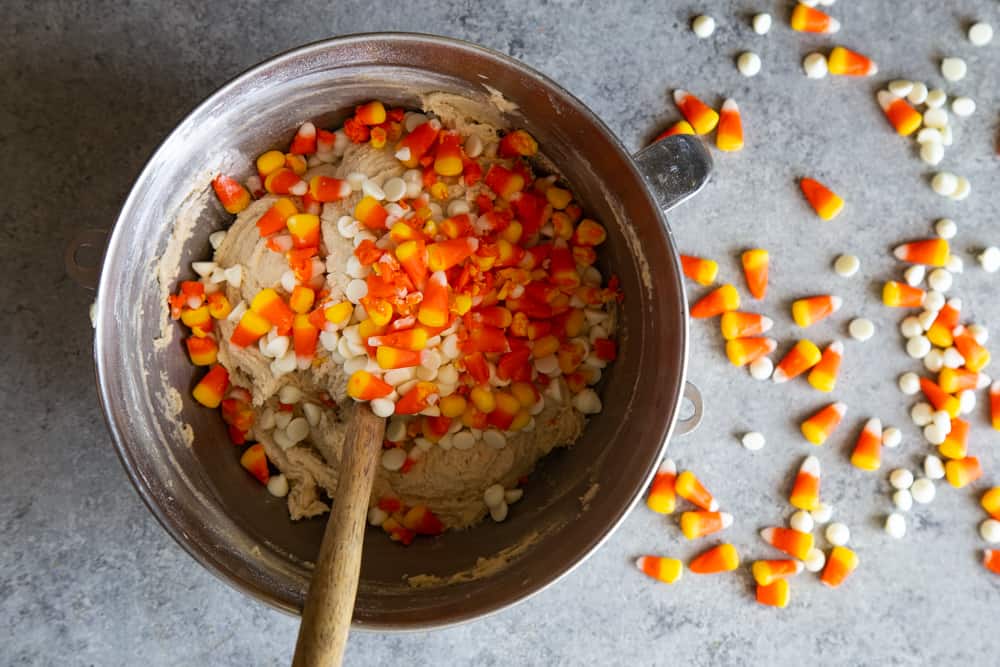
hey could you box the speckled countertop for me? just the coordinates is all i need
[4,1,1000,664]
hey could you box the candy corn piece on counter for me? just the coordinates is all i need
[169,99,623,543]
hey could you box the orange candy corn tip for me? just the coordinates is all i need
[827,46,878,76]
[689,543,740,574]
[882,281,925,307]
[772,339,822,383]
[877,91,923,137]
[680,511,733,539]
[675,470,719,511]
[760,526,814,561]
[726,337,776,367]
[893,238,950,266]
[752,559,803,587]
[635,556,683,583]
[720,311,774,340]
[741,249,769,300]
[646,458,677,514]
[792,295,843,327]
[716,99,744,152]
[800,178,844,221]
[680,254,719,286]
[801,401,847,445]
[690,284,740,318]
[850,417,883,471]
[790,3,840,34]
[790,455,821,511]
[756,579,790,608]
[673,90,720,135]
[807,340,843,392]
[821,546,858,588]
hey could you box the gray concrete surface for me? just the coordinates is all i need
[3,0,1000,664]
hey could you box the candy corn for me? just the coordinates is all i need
[211,174,251,214]
[927,300,961,347]
[821,546,858,587]
[395,382,437,415]
[741,249,769,300]
[992,381,1000,431]
[800,178,844,221]
[654,120,695,142]
[286,213,320,249]
[689,543,740,574]
[690,284,740,318]
[772,339,822,383]
[673,90,720,135]
[945,456,982,488]
[427,237,478,272]
[801,402,847,445]
[264,168,305,196]
[256,150,285,178]
[355,100,386,126]
[498,129,538,158]
[953,326,991,372]
[355,196,389,229]
[760,527,814,560]
[185,336,218,366]
[680,254,718,286]
[877,91,923,136]
[790,455,822,511]
[827,46,878,76]
[792,295,842,328]
[239,443,270,484]
[984,550,1000,575]
[418,271,450,328]
[752,560,803,587]
[646,459,677,514]
[982,488,1000,521]
[256,198,298,236]
[893,238,950,267]
[790,3,840,33]
[395,120,440,166]
[192,364,229,409]
[920,377,960,418]
[680,511,733,539]
[376,346,423,370]
[251,288,294,335]
[675,470,719,511]
[882,281,925,308]
[347,370,393,401]
[850,417,883,471]
[939,418,969,460]
[756,579,790,608]
[726,337,776,366]
[230,310,271,348]
[309,175,351,202]
[716,99,744,152]
[807,341,843,392]
[635,556,683,584]
[720,312,773,340]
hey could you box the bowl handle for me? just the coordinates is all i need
[632,135,713,212]
[65,228,109,290]
[673,381,703,436]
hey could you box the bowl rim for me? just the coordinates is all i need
[94,31,689,630]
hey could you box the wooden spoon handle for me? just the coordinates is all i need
[292,403,385,667]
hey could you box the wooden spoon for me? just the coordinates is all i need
[292,402,385,667]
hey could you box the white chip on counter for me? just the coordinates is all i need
[742,431,766,451]
[949,176,971,201]
[941,57,967,82]
[969,22,994,46]
[952,96,976,117]
[924,422,948,445]
[911,401,934,426]
[834,254,860,277]
[924,455,946,480]
[266,474,289,498]
[749,356,774,380]
[885,513,907,539]
[888,80,913,97]
[979,247,1000,272]
[925,88,947,109]
[790,510,815,534]
[803,52,829,78]
[890,468,915,490]
[752,12,772,34]
[947,255,964,273]
[943,346,966,369]
[911,477,936,503]
[826,522,850,546]
[920,141,945,166]
[908,82,929,105]
[811,502,834,524]
[924,290,945,312]
[692,14,716,38]
[968,323,989,344]
[916,128,941,144]
[923,348,944,372]
[737,51,762,77]
[980,519,1000,544]
[935,218,957,239]
[928,269,953,293]
[381,447,407,471]
[922,108,948,129]
[893,489,913,511]
[804,548,826,573]
[959,389,977,415]
[904,265,926,288]
[882,426,902,448]
[899,372,921,395]
[917,309,939,331]
[901,316,924,338]
[906,335,932,359]
[941,125,954,146]
[849,318,875,341]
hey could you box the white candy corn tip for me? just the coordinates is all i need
[760,316,775,333]
[829,296,843,311]
[760,527,776,542]
[708,499,720,512]
[828,340,844,354]
[720,512,734,528]
[721,98,739,112]
[865,417,883,434]
[635,556,648,570]
[800,455,821,477]
[991,380,1000,394]
[658,458,677,474]
[876,89,897,111]
[771,368,788,383]
[831,401,847,416]
[828,18,841,33]
[792,561,805,574]
[673,89,689,104]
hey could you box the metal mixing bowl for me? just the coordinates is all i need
[89,33,711,629]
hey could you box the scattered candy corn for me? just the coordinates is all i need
[790,455,822,511]
[984,550,1000,575]
[689,543,740,574]
[937,367,980,394]
[635,556,683,584]
[680,511,733,539]
[790,3,840,34]
[720,312,774,340]
[760,527,814,560]
[646,459,677,514]
[850,417,883,471]
[773,339,822,383]
[893,238,950,266]
[674,90,720,135]
[953,326,991,372]
[792,295,842,327]
[882,281,925,308]
[716,99,744,152]
[807,341,843,392]
[801,402,847,445]
[756,579,790,608]
[877,91,923,136]
[983,488,1000,521]
[680,254,719,286]
[690,284,740,318]
[939,418,969,460]
[741,249,769,300]
[752,560,803,587]
[945,456,982,488]
[800,178,844,221]
[827,46,878,76]
[211,174,251,214]
[726,337,777,366]
[927,300,961,347]
[239,443,270,484]
[919,377,960,418]
[655,120,695,142]
[192,364,229,409]
[675,470,719,511]
[821,546,858,587]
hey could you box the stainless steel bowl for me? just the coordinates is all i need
[88,33,710,629]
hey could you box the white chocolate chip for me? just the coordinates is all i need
[969,22,994,46]
[885,513,906,539]
[803,53,829,78]
[849,318,875,341]
[752,13,772,34]
[826,522,850,546]
[741,431,766,451]
[941,57,967,82]
[692,15,716,38]
[834,254,860,277]
[737,51,762,77]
